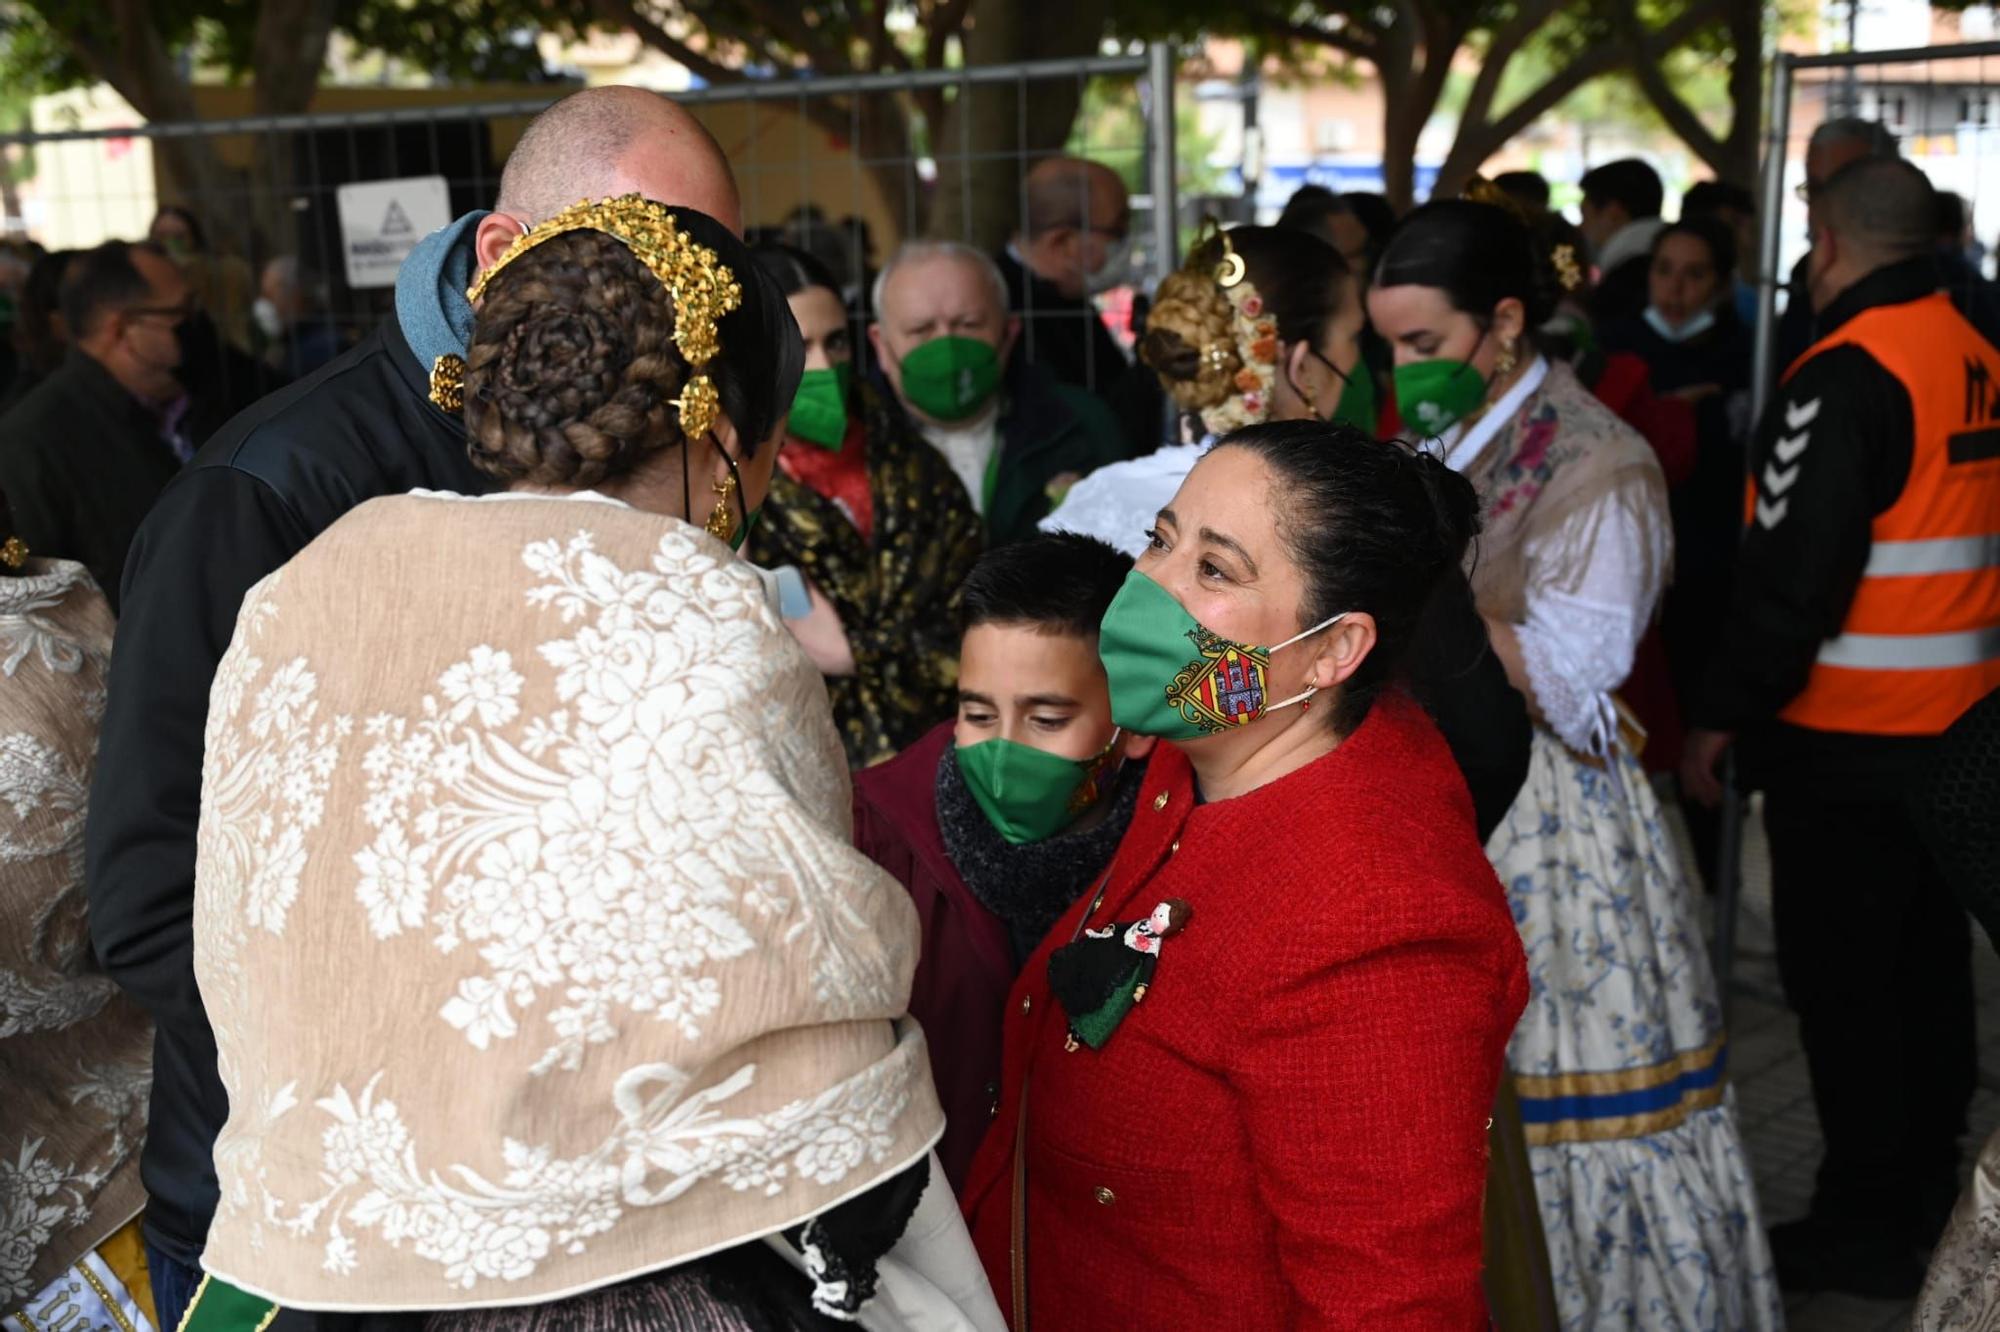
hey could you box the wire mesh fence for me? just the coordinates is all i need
[0,49,1177,411]
[1754,40,2000,399]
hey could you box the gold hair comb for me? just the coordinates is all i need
[467,195,743,439]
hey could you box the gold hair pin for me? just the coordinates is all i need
[467,195,743,439]
[1551,243,1585,293]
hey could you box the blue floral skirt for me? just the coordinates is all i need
[1490,731,1783,1331]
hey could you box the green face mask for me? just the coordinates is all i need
[1393,357,1489,438]
[1098,571,1345,742]
[1330,360,1377,432]
[896,335,1001,423]
[788,364,852,450]
[956,735,1112,845]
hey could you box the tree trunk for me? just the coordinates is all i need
[1719,0,1763,191]
[248,0,340,261]
[926,0,1111,250]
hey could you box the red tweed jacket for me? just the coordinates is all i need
[962,693,1529,1329]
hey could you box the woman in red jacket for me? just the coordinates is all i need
[963,419,1530,1328]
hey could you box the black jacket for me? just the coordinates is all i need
[1697,257,1938,797]
[85,317,492,1266]
[1776,250,2000,383]
[996,248,1164,458]
[0,350,183,610]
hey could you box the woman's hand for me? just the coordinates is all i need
[788,578,857,677]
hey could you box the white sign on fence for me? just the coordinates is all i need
[335,175,452,289]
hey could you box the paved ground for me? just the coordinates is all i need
[1718,797,2000,1332]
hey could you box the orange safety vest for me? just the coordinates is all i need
[1764,291,2000,735]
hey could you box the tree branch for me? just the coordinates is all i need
[1466,0,1725,161]
[591,0,750,85]
[1457,0,1559,136]
[250,0,338,116]
[1235,7,1377,62]
[1621,0,1732,171]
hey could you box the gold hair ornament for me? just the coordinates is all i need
[1551,244,1585,293]
[0,536,27,570]
[1178,220,1278,435]
[467,195,743,440]
[429,353,465,412]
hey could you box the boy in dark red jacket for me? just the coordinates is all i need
[853,533,1153,1191]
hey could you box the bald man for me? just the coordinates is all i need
[997,156,1158,454]
[1688,156,2000,1298]
[85,87,743,1326]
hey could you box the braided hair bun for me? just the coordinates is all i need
[465,229,691,489]
[1139,241,1241,414]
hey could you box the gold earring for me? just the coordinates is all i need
[704,473,737,541]
[1493,339,1520,379]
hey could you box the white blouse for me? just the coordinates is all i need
[1441,359,1670,754]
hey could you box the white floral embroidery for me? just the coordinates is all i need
[197,514,932,1301]
[200,643,350,940]
[241,1035,920,1292]
[337,529,878,1075]
[0,1059,150,1307]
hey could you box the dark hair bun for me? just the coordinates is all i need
[1209,420,1482,733]
[465,230,687,489]
[1377,199,1561,328]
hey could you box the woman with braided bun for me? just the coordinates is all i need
[1042,224,1367,559]
[181,198,1000,1332]
[1370,197,1782,1330]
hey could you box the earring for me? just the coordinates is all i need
[1494,339,1520,379]
[704,473,737,541]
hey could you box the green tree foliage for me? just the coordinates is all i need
[1111,0,1748,208]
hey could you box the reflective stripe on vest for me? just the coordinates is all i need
[1778,291,2000,736]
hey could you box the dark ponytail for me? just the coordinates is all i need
[1212,419,1481,732]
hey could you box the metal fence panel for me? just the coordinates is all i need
[0,48,1178,411]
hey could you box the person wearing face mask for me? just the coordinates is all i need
[1686,157,2000,1300]
[962,422,1527,1327]
[253,255,344,382]
[1043,226,1369,557]
[869,240,1122,547]
[1046,222,1532,844]
[742,243,981,768]
[176,197,1002,1332]
[997,156,1163,456]
[1600,217,1753,838]
[148,205,257,358]
[0,240,189,612]
[851,533,1153,1193]
[1371,199,1782,1331]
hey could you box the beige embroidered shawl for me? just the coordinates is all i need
[1460,360,1670,627]
[0,561,150,1315]
[193,493,943,1310]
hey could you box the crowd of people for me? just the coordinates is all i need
[3,80,2000,1332]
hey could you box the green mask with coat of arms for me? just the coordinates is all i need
[1097,570,1347,742]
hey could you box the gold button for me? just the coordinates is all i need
[1020,995,1031,1013]
[1093,1185,1116,1206]
[1170,839,1180,854]
[1152,791,1169,811]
